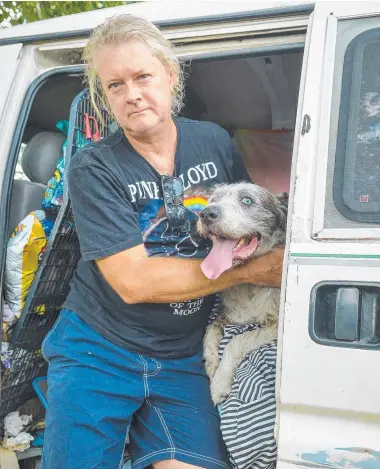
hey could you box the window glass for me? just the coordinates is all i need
[14,143,29,181]
[333,28,380,222]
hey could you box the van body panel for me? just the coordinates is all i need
[30,12,309,68]
[0,47,39,215]
[34,34,306,68]
[0,1,314,43]
[278,2,380,468]
[0,44,22,123]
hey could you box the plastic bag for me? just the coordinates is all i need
[42,120,69,211]
[2,302,18,325]
[1,342,13,369]
[4,211,52,316]
[4,411,32,438]
[2,432,34,452]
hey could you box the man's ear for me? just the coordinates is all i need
[168,69,175,93]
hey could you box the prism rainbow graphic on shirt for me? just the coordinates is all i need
[139,188,210,258]
[183,195,208,214]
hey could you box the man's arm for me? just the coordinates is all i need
[96,244,284,304]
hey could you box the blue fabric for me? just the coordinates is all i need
[42,120,69,211]
[41,308,230,469]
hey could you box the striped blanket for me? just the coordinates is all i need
[218,325,277,469]
[209,297,278,469]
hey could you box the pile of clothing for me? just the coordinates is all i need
[1,397,45,454]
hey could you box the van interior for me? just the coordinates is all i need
[10,51,302,232]
[1,49,303,467]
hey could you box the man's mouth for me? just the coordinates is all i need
[129,109,149,117]
[201,233,262,280]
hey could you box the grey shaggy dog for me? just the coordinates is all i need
[197,183,288,405]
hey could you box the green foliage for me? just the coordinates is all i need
[0,1,130,27]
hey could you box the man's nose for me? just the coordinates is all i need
[200,206,221,223]
[125,83,142,103]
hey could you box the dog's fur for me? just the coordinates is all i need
[197,183,288,404]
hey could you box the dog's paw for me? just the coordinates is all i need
[205,356,220,379]
[210,371,233,405]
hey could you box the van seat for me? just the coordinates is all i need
[8,131,65,238]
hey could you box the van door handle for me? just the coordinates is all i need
[301,114,311,135]
[334,287,360,341]
[309,282,380,349]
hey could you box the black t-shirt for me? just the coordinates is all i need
[64,117,250,358]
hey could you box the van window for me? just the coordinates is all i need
[333,27,380,223]
[15,143,28,180]
[321,16,380,230]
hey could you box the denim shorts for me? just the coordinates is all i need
[41,308,229,469]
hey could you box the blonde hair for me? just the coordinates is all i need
[83,14,185,123]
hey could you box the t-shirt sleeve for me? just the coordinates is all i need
[67,150,143,261]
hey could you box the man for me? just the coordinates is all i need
[42,14,284,469]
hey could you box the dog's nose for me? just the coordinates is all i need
[200,206,221,222]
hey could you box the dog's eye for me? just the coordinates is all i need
[242,197,253,205]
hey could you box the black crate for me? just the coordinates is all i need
[1,90,112,424]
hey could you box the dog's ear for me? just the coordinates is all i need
[204,183,223,201]
[276,192,289,209]
[275,192,288,231]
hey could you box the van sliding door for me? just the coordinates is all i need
[277,2,380,468]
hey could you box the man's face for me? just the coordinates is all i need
[94,40,174,137]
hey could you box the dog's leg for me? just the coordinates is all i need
[203,318,226,379]
[210,323,278,404]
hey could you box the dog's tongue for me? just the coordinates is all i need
[201,238,237,280]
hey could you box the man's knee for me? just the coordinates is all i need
[152,460,206,469]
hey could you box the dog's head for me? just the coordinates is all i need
[197,183,288,279]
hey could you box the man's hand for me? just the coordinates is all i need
[240,248,285,288]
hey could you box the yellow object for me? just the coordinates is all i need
[4,211,47,315]
[0,447,20,469]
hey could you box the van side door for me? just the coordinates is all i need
[277,1,380,468]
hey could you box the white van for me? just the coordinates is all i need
[1,1,380,468]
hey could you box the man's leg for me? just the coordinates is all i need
[129,352,230,469]
[154,460,207,469]
[41,309,144,469]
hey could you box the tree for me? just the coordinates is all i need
[0,1,130,27]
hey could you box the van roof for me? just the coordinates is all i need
[0,0,314,43]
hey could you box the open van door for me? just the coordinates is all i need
[277,1,380,468]
[0,43,22,391]
[0,43,22,123]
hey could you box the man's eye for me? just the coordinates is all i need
[137,74,151,80]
